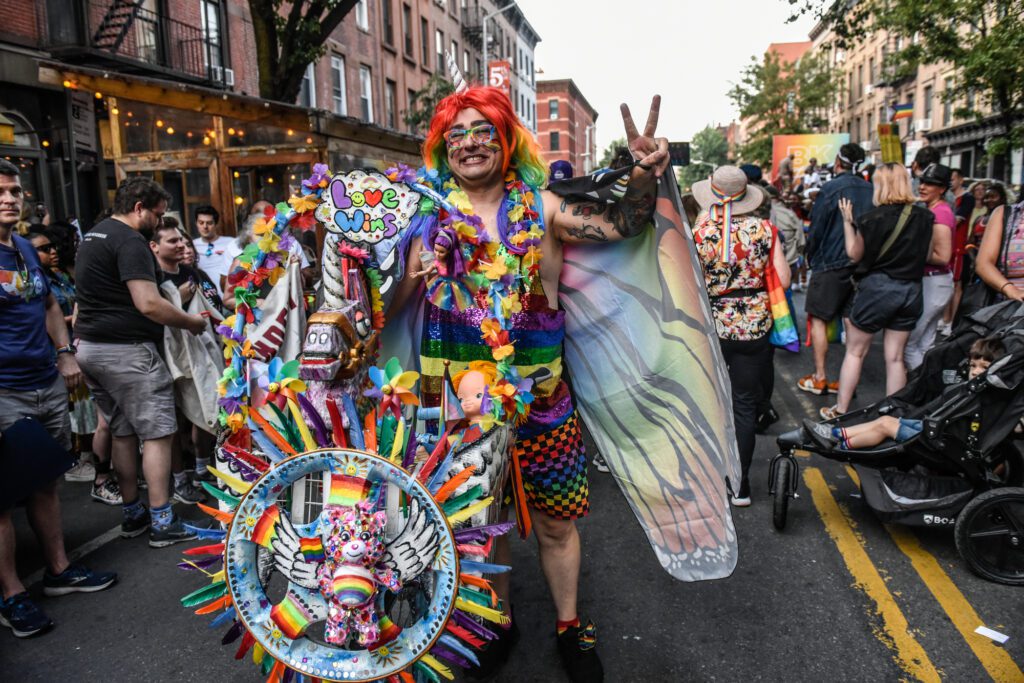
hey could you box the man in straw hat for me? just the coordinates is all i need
[392,84,669,682]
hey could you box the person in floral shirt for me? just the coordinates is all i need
[692,166,790,506]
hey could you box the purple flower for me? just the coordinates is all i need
[303,163,329,189]
[392,164,419,184]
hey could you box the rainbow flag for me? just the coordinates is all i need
[270,591,314,639]
[299,537,325,563]
[890,103,913,121]
[326,473,369,508]
[251,505,280,546]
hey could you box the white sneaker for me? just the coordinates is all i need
[64,460,96,482]
[730,495,752,507]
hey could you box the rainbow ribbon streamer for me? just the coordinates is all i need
[708,184,746,263]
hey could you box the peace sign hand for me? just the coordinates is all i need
[621,95,670,179]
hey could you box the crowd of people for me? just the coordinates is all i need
[687,143,1023,506]
[0,157,326,638]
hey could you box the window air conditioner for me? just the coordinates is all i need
[915,118,932,131]
[224,68,235,87]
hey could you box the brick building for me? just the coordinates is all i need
[536,79,598,176]
[0,0,541,233]
[809,20,1021,183]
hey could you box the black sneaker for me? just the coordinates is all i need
[0,592,53,638]
[465,616,519,680]
[149,516,199,548]
[755,407,780,434]
[43,563,118,597]
[172,479,206,505]
[121,511,151,539]
[556,620,604,683]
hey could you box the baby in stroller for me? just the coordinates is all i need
[803,337,1006,451]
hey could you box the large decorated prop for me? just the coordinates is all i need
[186,165,523,682]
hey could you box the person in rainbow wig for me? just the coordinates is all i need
[389,85,669,682]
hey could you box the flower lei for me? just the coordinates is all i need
[215,164,331,432]
[386,164,538,425]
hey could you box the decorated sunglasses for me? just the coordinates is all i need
[444,124,497,149]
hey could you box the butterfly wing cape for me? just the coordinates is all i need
[552,167,741,581]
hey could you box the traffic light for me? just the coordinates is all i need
[668,141,690,166]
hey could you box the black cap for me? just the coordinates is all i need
[920,163,952,189]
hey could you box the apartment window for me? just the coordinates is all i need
[848,73,854,104]
[966,87,975,111]
[879,106,887,125]
[550,131,560,151]
[402,4,413,56]
[866,112,872,140]
[854,117,861,141]
[463,49,470,74]
[407,88,417,132]
[359,65,373,122]
[356,0,368,31]
[435,29,444,72]
[420,18,430,65]
[200,0,223,70]
[298,63,316,108]
[451,40,458,66]
[868,57,876,84]
[381,0,394,45]
[943,77,953,125]
[923,85,933,121]
[330,55,347,115]
[385,79,397,129]
[549,99,559,120]
[475,58,482,80]
[857,64,864,97]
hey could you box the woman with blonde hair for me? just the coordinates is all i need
[822,162,950,419]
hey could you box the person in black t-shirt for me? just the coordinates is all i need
[824,163,952,419]
[74,177,207,548]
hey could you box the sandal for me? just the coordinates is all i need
[819,405,842,420]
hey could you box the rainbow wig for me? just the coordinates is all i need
[423,86,547,190]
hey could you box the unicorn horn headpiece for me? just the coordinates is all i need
[445,51,468,93]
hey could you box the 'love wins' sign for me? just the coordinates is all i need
[318,170,419,245]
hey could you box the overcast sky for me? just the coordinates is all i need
[516,0,817,152]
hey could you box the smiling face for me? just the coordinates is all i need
[983,189,1004,211]
[446,108,503,188]
[457,370,488,420]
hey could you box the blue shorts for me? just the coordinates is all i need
[895,419,923,442]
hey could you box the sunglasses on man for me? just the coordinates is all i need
[444,124,497,150]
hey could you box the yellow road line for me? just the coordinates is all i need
[845,463,1024,681]
[804,467,941,682]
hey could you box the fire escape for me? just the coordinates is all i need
[47,0,227,87]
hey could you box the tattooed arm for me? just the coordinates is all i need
[547,190,656,244]
[548,95,668,244]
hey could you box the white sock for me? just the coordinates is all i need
[195,457,211,471]
[173,471,189,487]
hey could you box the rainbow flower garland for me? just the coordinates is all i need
[215,164,333,432]
[386,164,536,426]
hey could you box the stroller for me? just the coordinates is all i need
[770,300,1024,585]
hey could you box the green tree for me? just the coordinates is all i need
[786,0,1024,178]
[403,74,456,135]
[249,0,359,103]
[676,126,729,191]
[597,137,628,168]
[728,50,836,167]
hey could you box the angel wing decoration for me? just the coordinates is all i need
[381,497,441,583]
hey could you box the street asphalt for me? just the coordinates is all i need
[3,291,1022,682]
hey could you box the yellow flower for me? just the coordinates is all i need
[507,204,525,223]
[500,295,522,317]
[257,232,280,254]
[480,318,502,341]
[226,412,246,432]
[491,344,515,361]
[448,187,472,213]
[253,217,274,236]
[509,231,528,246]
[482,258,507,280]
[527,225,544,241]
[522,245,543,270]
[288,194,319,213]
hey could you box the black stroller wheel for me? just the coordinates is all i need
[954,487,1024,586]
[773,458,794,531]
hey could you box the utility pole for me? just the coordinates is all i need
[482,2,516,63]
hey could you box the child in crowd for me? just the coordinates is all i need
[805,337,1005,450]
